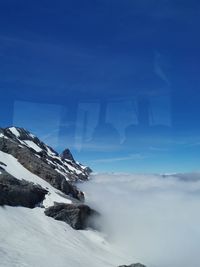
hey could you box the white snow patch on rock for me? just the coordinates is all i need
[23,140,42,152]
[9,127,20,137]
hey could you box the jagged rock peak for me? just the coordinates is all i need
[60,148,75,162]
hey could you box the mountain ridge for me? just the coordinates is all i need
[0,127,93,202]
[0,126,92,182]
[0,126,97,231]
[0,126,146,267]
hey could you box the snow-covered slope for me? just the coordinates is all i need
[0,127,91,182]
[0,146,126,267]
[0,206,127,267]
[0,151,72,207]
[0,127,147,267]
[0,126,93,201]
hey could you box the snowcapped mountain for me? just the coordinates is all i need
[0,127,91,182]
[0,127,145,267]
[0,126,93,210]
[0,127,117,267]
[0,127,93,200]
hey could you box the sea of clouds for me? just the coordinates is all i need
[80,172,200,267]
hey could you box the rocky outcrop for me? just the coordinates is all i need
[118,264,146,267]
[60,148,75,162]
[44,203,99,230]
[60,148,92,177]
[1,127,92,182]
[0,137,84,200]
[0,171,48,208]
[0,127,98,231]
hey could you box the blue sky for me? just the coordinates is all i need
[0,0,200,173]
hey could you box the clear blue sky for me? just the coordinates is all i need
[0,0,200,173]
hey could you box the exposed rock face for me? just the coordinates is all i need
[60,148,75,162]
[0,170,48,208]
[60,148,92,178]
[0,137,82,200]
[0,127,92,201]
[44,203,99,230]
[118,264,146,267]
[1,127,92,182]
[0,127,98,231]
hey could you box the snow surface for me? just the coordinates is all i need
[0,133,8,139]
[9,127,20,137]
[45,146,56,156]
[0,206,125,267]
[29,133,35,139]
[0,151,127,267]
[65,162,81,174]
[23,140,42,152]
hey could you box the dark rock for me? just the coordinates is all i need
[0,162,6,171]
[60,148,75,162]
[0,171,48,208]
[118,264,146,267]
[0,161,7,167]
[44,203,99,230]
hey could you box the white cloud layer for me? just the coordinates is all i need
[80,172,200,267]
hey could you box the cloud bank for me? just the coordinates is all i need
[80,173,200,267]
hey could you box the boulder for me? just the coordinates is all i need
[0,171,48,208]
[44,203,99,230]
